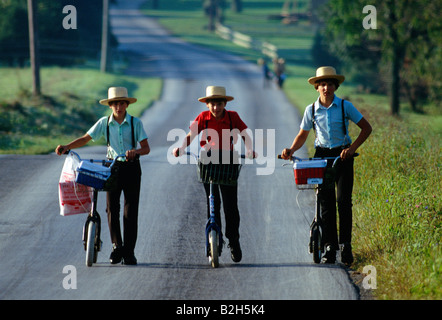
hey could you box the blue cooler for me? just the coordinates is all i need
[75,161,111,190]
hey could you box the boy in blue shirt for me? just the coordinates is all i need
[281,67,372,265]
[56,87,150,265]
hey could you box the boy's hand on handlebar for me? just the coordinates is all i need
[55,145,68,156]
[173,147,184,157]
[125,149,140,161]
[340,147,356,160]
[280,148,292,160]
[246,149,258,159]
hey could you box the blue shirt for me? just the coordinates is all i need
[300,95,363,148]
[87,113,148,160]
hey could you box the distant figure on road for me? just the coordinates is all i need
[258,58,273,88]
[55,87,150,265]
[273,57,286,88]
[280,67,372,265]
[173,86,256,263]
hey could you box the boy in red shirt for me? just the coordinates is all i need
[173,86,256,262]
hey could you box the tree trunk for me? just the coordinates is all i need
[100,0,109,73]
[27,0,40,97]
[390,46,401,115]
[208,0,216,31]
[231,0,242,13]
[386,0,403,116]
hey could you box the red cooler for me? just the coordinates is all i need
[293,159,327,185]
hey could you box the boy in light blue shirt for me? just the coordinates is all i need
[300,95,363,149]
[56,87,150,265]
[87,111,148,160]
[281,67,372,265]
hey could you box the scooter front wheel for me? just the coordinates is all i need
[209,229,219,268]
[311,224,322,264]
[85,221,97,267]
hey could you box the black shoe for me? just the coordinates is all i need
[123,251,137,265]
[340,242,354,266]
[109,244,123,264]
[228,241,242,263]
[321,244,336,264]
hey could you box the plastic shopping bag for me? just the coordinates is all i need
[58,153,93,216]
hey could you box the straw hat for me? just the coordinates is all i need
[198,86,234,103]
[308,66,345,85]
[99,87,137,106]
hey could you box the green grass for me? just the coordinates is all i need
[348,101,441,299]
[0,67,161,154]
[146,0,442,299]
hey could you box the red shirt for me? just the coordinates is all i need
[190,110,248,150]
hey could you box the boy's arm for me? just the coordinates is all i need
[241,131,257,158]
[173,131,197,157]
[281,129,310,159]
[55,134,92,155]
[137,139,150,156]
[341,117,372,160]
[126,138,150,160]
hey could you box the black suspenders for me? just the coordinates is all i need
[312,99,347,137]
[106,115,135,150]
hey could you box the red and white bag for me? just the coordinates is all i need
[58,153,93,216]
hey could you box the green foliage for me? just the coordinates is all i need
[0,0,116,66]
[0,0,28,66]
[320,0,442,113]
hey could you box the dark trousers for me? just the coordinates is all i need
[106,160,141,253]
[203,183,240,243]
[314,147,354,249]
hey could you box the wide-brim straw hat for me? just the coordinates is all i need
[308,66,345,85]
[99,87,137,106]
[198,86,234,103]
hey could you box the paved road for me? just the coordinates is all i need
[0,0,358,301]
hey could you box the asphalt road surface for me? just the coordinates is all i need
[0,0,358,301]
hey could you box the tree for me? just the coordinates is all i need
[231,0,242,13]
[0,0,117,67]
[321,0,442,115]
[100,0,109,73]
[27,0,40,96]
[311,30,341,71]
[0,1,28,66]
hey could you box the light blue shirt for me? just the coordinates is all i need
[87,113,148,160]
[300,95,363,148]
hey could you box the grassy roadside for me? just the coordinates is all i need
[347,97,441,299]
[0,67,161,154]
[146,0,441,299]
